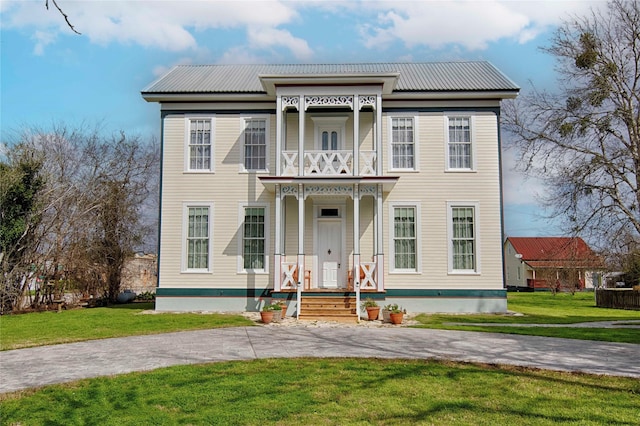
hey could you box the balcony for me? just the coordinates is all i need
[281,150,377,176]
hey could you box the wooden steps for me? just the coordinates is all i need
[298,295,358,323]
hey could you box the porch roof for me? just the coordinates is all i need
[258,175,398,193]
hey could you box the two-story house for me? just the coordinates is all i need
[142,62,519,319]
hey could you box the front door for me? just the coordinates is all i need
[317,220,341,288]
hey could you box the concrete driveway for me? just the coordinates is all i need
[1,326,638,393]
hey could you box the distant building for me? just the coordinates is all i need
[504,237,604,290]
[121,254,157,294]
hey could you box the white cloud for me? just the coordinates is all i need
[501,146,549,207]
[247,27,313,60]
[32,30,57,55]
[2,1,605,58]
[2,0,308,55]
[358,0,598,50]
[217,46,267,65]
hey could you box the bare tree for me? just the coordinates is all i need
[503,0,640,252]
[2,124,159,311]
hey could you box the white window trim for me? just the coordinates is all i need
[444,114,476,172]
[184,116,215,173]
[447,201,481,275]
[181,202,214,273]
[239,115,270,173]
[388,202,422,274]
[237,202,270,274]
[311,116,348,150]
[388,114,419,172]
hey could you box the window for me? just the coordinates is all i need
[322,131,338,150]
[450,205,477,272]
[389,204,420,272]
[447,116,472,170]
[311,116,347,150]
[391,117,415,169]
[184,205,212,271]
[243,206,266,271]
[243,117,267,171]
[517,266,522,281]
[187,118,213,171]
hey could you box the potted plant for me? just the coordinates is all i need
[382,304,395,323]
[276,300,288,318]
[386,303,405,325]
[260,304,275,324]
[362,298,380,321]
[270,303,283,321]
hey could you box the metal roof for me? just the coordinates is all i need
[506,237,603,269]
[142,62,519,94]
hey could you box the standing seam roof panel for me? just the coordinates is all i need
[142,62,519,94]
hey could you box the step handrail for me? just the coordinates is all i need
[355,282,361,321]
[296,281,302,320]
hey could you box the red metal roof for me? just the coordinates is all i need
[506,237,603,269]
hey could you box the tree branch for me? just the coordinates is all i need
[45,0,80,35]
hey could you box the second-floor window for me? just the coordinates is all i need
[188,118,212,171]
[447,116,473,170]
[243,118,267,171]
[391,117,415,170]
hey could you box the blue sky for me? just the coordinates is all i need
[1,0,603,237]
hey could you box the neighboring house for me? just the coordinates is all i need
[504,237,603,290]
[120,253,158,294]
[142,62,519,317]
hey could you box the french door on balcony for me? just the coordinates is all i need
[321,129,339,150]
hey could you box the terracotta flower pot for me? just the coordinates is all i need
[366,306,380,321]
[272,309,282,322]
[278,303,287,317]
[389,312,404,325]
[260,311,274,324]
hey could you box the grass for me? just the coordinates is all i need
[414,292,640,343]
[2,293,638,351]
[0,303,253,351]
[1,358,638,425]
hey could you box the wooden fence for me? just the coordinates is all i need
[595,289,640,310]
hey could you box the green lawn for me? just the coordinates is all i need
[414,292,640,343]
[1,358,638,425]
[0,303,253,351]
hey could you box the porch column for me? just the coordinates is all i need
[375,94,382,175]
[298,95,305,176]
[353,184,360,290]
[276,96,282,176]
[353,95,359,176]
[297,183,305,288]
[376,184,384,291]
[274,184,282,291]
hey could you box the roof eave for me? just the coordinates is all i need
[385,90,519,100]
[259,72,401,95]
[141,88,519,104]
[141,92,270,103]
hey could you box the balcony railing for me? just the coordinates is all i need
[281,150,377,176]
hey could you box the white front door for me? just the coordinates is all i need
[318,220,341,288]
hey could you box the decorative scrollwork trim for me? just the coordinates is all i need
[282,96,300,111]
[305,95,353,110]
